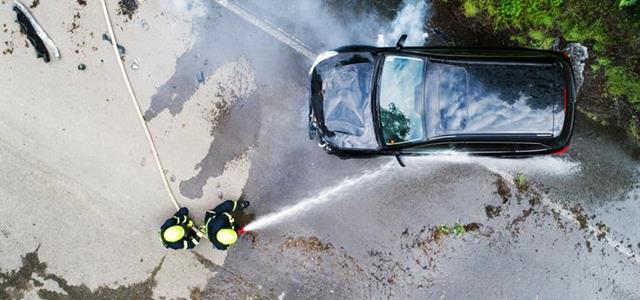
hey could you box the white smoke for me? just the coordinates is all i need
[564,42,589,92]
[376,0,430,47]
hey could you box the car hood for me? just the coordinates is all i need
[311,52,378,149]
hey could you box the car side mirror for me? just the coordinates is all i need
[396,34,408,50]
[394,152,406,167]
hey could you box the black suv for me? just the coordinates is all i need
[308,36,576,160]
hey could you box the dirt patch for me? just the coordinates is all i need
[430,227,448,242]
[70,12,80,33]
[0,246,47,299]
[585,240,593,253]
[190,287,204,300]
[117,0,138,20]
[464,222,481,232]
[551,209,567,231]
[201,58,257,133]
[527,189,542,206]
[570,204,588,230]
[484,205,501,219]
[494,176,512,203]
[595,222,610,240]
[282,236,334,252]
[77,0,86,5]
[29,0,39,8]
[509,208,534,236]
[0,246,163,299]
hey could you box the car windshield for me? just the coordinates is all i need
[378,55,425,145]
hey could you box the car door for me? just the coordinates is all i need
[401,142,464,155]
[457,142,516,154]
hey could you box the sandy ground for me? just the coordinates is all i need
[0,0,249,298]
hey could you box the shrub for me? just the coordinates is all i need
[463,0,480,17]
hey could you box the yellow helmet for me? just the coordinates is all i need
[216,228,238,245]
[163,225,185,243]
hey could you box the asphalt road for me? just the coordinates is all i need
[1,0,639,299]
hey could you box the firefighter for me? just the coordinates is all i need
[159,207,202,250]
[203,199,250,250]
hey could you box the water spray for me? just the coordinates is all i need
[243,160,395,232]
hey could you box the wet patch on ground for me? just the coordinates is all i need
[193,252,278,299]
[117,0,138,20]
[178,58,258,199]
[0,247,164,300]
[143,3,226,121]
[179,95,260,199]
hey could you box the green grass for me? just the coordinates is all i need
[515,173,526,191]
[619,0,638,7]
[462,0,640,113]
[604,67,640,106]
[437,224,451,235]
[463,0,480,17]
[452,221,466,236]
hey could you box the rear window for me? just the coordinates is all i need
[378,55,425,145]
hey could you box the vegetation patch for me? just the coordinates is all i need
[432,221,482,240]
[595,222,610,240]
[515,173,527,193]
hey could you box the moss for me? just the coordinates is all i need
[436,224,451,235]
[577,107,610,126]
[462,0,479,17]
[515,173,526,192]
[619,0,638,7]
[452,221,466,236]
[604,66,640,107]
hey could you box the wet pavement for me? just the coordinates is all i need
[1,0,639,299]
[185,1,640,299]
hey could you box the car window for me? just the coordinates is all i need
[379,55,425,145]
